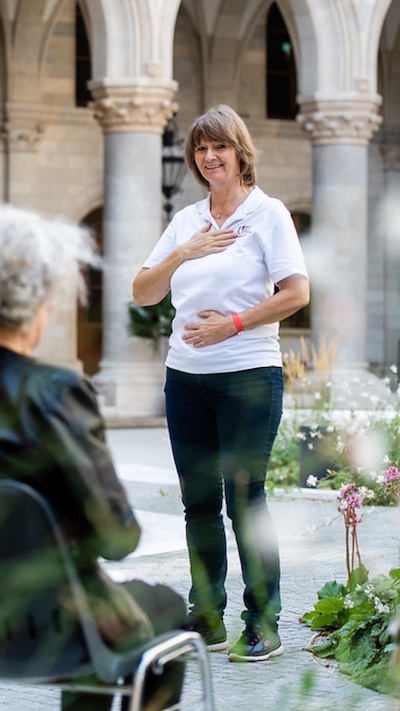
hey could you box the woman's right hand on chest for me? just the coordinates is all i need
[180,222,237,260]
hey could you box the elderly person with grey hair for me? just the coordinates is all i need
[0,205,186,711]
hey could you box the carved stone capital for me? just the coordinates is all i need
[89,80,178,134]
[297,98,382,145]
[2,103,46,152]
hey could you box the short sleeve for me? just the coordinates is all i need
[261,200,309,284]
[143,220,177,269]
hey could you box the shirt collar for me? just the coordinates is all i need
[195,185,264,221]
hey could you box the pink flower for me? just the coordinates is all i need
[378,465,400,501]
[382,466,400,484]
[337,483,364,527]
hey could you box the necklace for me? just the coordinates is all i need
[212,205,225,220]
[211,188,251,221]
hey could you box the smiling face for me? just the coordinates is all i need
[194,139,241,189]
[185,105,257,189]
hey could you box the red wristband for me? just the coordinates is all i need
[232,313,244,334]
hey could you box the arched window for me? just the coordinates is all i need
[75,2,92,107]
[266,3,298,120]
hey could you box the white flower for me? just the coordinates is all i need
[374,597,390,614]
[306,475,318,488]
[343,597,354,609]
[382,454,391,465]
[359,487,375,502]
[390,364,398,374]
[364,584,374,599]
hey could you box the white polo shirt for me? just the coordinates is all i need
[143,186,308,374]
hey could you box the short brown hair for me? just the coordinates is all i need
[185,105,257,189]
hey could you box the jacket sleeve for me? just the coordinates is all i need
[41,372,142,562]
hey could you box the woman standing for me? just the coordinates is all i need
[133,105,309,662]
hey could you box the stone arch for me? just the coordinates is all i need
[177,0,318,109]
[84,0,182,81]
[173,2,203,124]
[38,0,138,80]
[7,0,52,99]
[69,187,103,224]
[367,0,396,94]
[157,0,183,79]
[376,0,400,109]
[264,0,317,98]
[283,0,347,97]
[39,1,92,77]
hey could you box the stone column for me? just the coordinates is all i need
[89,82,177,419]
[298,99,381,371]
[380,137,400,367]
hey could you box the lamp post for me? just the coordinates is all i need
[162,115,186,222]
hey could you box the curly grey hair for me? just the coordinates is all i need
[0,204,101,333]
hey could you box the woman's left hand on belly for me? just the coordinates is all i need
[182,310,237,348]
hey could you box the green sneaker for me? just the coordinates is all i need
[187,615,228,652]
[228,625,283,662]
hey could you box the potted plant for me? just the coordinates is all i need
[127,293,175,343]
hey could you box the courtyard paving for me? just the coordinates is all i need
[0,426,399,710]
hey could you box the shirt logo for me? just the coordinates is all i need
[237,224,252,237]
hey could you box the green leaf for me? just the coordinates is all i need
[314,597,345,615]
[349,564,369,589]
[300,611,315,626]
[310,614,342,631]
[308,597,347,631]
[317,580,346,600]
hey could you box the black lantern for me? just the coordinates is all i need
[162,115,186,221]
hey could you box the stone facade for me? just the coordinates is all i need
[0,0,399,419]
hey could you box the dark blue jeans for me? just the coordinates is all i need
[165,366,283,632]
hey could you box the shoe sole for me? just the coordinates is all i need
[207,640,229,652]
[228,644,283,662]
